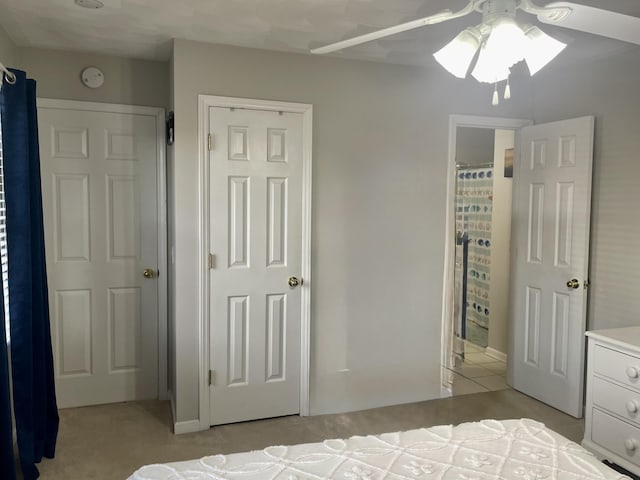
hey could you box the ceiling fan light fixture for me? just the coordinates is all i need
[433,28,481,78]
[523,25,567,75]
[471,17,527,84]
[471,43,511,83]
[486,18,527,66]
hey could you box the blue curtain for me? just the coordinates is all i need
[0,69,59,480]
[0,289,15,480]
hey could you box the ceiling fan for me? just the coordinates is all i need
[311,0,640,104]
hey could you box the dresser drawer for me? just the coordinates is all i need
[593,376,640,426]
[593,345,640,390]
[592,408,640,466]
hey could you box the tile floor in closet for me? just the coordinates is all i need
[445,340,509,395]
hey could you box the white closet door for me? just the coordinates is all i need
[39,105,159,408]
[208,106,304,425]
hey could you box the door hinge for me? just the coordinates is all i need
[208,253,215,269]
[207,133,213,151]
[208,369,215,386]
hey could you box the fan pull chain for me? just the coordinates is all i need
[492,82,499,106]
[504,76,511,100]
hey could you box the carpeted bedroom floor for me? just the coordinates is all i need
[36,389,585,480]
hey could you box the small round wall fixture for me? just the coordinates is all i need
[81,67,104,89]
[75,0,104,8]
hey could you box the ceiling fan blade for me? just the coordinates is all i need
[310,1,476,54]
[537,2,640,46]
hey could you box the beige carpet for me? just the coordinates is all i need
[36,389,584,479]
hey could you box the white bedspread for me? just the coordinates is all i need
[129,418,630,480]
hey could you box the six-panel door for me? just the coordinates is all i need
[511,116,594,417]
[38,106,159,408]
[208,107,303,425]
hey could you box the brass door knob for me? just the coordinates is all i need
[143,268,157,279]
[288,276,302,288]
[566,278,580,289]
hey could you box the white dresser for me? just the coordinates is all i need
[583,327,640,476]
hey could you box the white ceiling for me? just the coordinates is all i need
[0,0,639,66]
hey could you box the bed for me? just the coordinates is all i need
[128,418,630,480]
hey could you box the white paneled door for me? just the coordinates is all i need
[208,106,304,425]
[38,103,160,408]
[511,116,594,418]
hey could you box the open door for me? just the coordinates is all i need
[511,116,594,418]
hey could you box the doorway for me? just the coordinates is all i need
[440,115,531,397]
[446,127,516,394]
[441,115,595,418]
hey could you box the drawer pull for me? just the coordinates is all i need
[627,367,639,379]
[626,400,639,414]
[625,438,638,452]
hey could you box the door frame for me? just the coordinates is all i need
[440,114,531,394]
[36,98,168,401]
[197,95,313,429]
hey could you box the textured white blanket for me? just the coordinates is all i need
[129,418,629,479]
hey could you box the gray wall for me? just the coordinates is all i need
[456,127,494,166]
[530,48,640,332]
[0,24,16,67]
[488,130,514,356]
[170,38,532,423]
[16,47,169,107]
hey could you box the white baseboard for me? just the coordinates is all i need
[485,347,507,363]
[174,419,202,435]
